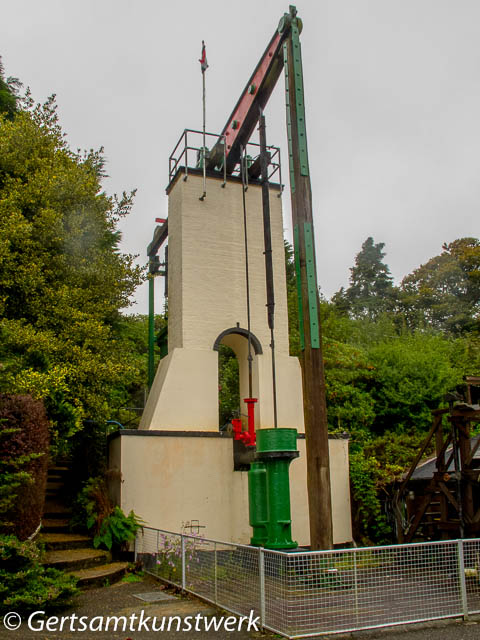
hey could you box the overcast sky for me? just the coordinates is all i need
[2,0,478,313]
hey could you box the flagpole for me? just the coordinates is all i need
[200,40,207,201]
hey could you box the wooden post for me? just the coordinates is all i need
[284,29,333,550]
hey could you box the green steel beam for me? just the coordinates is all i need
[283,42,295,194]
[293,224,305,350]
[290,22,309,177]
[304,222,320,348]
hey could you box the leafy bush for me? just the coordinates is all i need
[0,394,49,539]
[73,477,142,552]
[0,535,78,614]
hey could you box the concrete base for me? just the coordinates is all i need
[108,431,352,547]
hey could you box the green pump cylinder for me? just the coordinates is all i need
[252,428,299,550]
[248,462,268,546]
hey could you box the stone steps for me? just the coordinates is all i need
[43,501,72,518]
[41,465,130,589]
[69,562,129,588]
[38,532,92,551]
[43,547,110,571]
[41,518,70,532]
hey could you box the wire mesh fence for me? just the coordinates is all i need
[136,528,480,639]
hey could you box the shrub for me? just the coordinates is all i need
[0,535,78,614]
[73,477,143,553]
[0,394,49,539]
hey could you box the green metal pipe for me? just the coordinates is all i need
[248,462,269,546]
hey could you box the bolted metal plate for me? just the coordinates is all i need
[132,591,177,603]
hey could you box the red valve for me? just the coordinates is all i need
[232,399,257,447]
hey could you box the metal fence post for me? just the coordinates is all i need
[353,549,359,625]
[181,534,186,591]
[457,539,469,620]
[214,542,218,605]
[259,548,265,629]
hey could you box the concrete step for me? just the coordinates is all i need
[37,533,91,551]
[48,466,69,475]
[46,481,65,492]
[43,501,72,518]
[47,474,64,483]
[41,518,70,532]
[43,548,110,571]
[69,562,129,588]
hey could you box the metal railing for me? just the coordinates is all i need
[168,128,283,190]
[135,527,480,639]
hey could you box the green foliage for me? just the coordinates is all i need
[92,506,142,552]
[349,430,428,544]
[0,394,49,539]
[218,345,240,426]
[400,237,480,334]
[0,58,20,120]
[121,566,144,583]
[0,77,144,452]
[0,535,78,614]
[73,477,143,552]
[285,240,301,356]
[323,337,376,432]
[332,237,397,319]
[367,333,462,433]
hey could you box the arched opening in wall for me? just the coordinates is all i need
[218,344,240,429]
[213,327,263,432]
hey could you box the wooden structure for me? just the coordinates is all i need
[395,377,480,542]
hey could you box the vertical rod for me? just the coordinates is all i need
[353,549,359,625]
[451,415,465,538]
[241,145,253,398]
[222,134,227,187]
[184,130,188,181]
[214,542,218,604]
[259,548,266,629]
[148,273,155,389]
[259,112,278,428]
[181,534,186,590]
[200,70,207,200]
[457,539,469,619]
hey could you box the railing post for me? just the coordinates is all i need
[354,549,359,626]
[214,542,218,604]
[457,539,469,620]
[184,130,188,181]
[181,534,186,591]
[259,548,265,629]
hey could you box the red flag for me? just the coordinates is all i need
[199,40,208,72]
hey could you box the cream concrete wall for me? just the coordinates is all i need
[169,174,289,354]
[139,349,218,430]
[141,172,305,433]
[113,433,352,546]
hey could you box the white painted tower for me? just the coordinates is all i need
[140,171,305,432]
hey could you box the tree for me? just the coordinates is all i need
[0,89,143,451]
[333,237,397,319]
[367,333,463,433]
[0,58,20,120]
[284,240,301,356]
[401,237,480,334]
